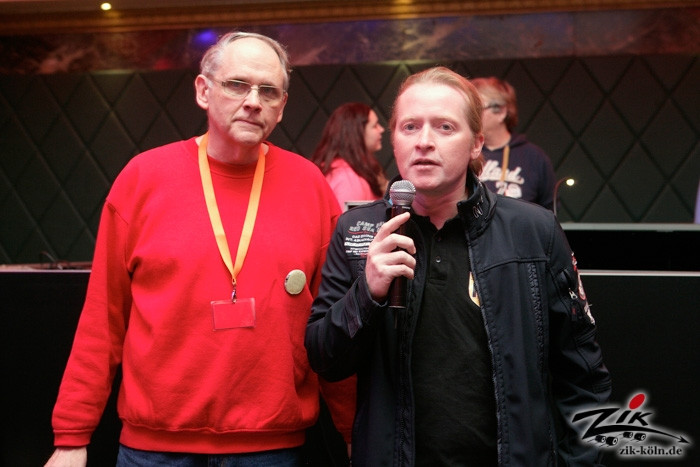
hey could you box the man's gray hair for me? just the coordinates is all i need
[200,31,291,91]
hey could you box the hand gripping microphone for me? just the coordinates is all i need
[388,180,416,309]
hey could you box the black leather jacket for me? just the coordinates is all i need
[306,172,612,466]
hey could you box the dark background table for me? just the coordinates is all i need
[2,224,698,465]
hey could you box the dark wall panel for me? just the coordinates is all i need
[1,55,699,263]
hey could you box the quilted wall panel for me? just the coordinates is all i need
[1,55,698,264]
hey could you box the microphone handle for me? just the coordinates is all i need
[388,204,410,309]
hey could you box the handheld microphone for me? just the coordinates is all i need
[388,180,416,309]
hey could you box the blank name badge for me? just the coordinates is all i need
[211,298,256,330]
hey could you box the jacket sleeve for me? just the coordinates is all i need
[307,194,357,444]
[305,218,386,382]
[546,220,612,465]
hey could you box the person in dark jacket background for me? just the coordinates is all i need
[305,66,611,466]
[472,76,557,211]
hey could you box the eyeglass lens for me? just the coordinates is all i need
[221,80,283,102]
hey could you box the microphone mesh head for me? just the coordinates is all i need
[389,180,416,207]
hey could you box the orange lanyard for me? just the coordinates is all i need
[198,132,265,301]
[499,144,510,182]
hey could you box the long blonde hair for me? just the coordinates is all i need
[390,66,485,176]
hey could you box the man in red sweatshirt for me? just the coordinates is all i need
[45,31,353,467]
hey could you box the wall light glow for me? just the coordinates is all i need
[100,3,112,11]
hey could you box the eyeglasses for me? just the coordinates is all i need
[484,103,504,112]
[210,78,286,104]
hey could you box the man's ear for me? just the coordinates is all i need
[275,92,288,124]
[471,133,485,161]
[194,74,210,110]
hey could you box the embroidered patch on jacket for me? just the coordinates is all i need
[572,252,595,325]
[344,221,383,258]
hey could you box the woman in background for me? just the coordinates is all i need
[311,102,388,209]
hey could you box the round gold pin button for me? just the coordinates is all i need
[284,269,306,295]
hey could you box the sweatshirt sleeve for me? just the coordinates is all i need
[537,150,556,211]
[319,375,357,443]
[51,199,132,447]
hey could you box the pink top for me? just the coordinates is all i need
[325,158,380,209]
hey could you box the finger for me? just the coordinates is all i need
[365,251,415,300]
[381,248,416,271]
[366,248,416,284]
[389,232,416,255]
[368,231,415,259]
[375,212,410,240]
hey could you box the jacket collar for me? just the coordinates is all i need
[383,171,496,237]
[457,169,495,237]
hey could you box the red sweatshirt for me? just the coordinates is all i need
[51,137,354,453]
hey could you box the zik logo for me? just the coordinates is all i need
[572,392,690,449]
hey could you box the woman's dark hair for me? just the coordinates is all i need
[310,102,385,197]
